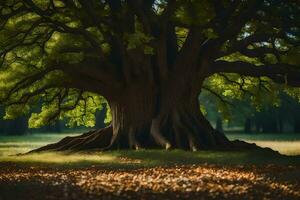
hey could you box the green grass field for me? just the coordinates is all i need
[0,133,81,156]
[227,133,300,156]
[1,133,300,200]
[1,132,300,156]
[0,132,299,168]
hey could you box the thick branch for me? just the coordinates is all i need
[22,0,106,58]
[174,28,203,72]
[211,61,300,86]
[0,68,56,103]
[127,1,150,32]
[216,0,263,45]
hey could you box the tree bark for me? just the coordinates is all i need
[30,79,234,153]
[29,68,265,153]
[30,84,157,153]
[244,118,252,133]
[294,117,300,133]
[107,84,156,149]
[150,81,231,151]
[216,118,224,133]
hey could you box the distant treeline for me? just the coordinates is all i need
[243,96,300,133]
[0,107,106,135]
[205,93,300,134]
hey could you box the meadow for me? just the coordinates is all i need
[0,133,300,200]
[227,133,300,156]
[0,132,299,167]
[1,132,300,156]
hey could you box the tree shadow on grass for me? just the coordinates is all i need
[110,149,300,167]
[1,149,300,170]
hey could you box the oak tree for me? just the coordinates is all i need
[0,0,299,151]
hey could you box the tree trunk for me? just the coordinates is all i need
[95,104,107,129]
[29,73,264,153]
[294,117,300,133]
[244,118,252,133]
[107,84,156,150]
[149,81,231,151]
[30,84,157,153]
[278,117,283,133]
[216,118,224,133]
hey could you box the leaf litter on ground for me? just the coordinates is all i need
[0,162,299,200]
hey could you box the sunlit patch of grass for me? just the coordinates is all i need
[227,133,300,141]
[0,152,121,166]
[1,133,300,156]
[0,133,81,143]
[0,147,33,157]
[246,141,300,156]
[0,133,80,156]
[227,133,300,156]
[0,133,300,169]
[0,149,299,169]
[0,142,49,156]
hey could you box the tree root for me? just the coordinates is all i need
[229,139,280,154]
[27,126,113,154]
[150,117,172,150]
[26,126,280,156]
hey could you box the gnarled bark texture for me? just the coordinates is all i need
[29,77,263,153]
[28,45,267,154]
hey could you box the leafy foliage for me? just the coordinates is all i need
[0,0,299,128]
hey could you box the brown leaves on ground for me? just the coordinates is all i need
[0,163,299,200]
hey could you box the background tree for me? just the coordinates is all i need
[0,107,28,135]
[0,0,299,152]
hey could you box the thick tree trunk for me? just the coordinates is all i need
[28,74,267,153]
[29,83,233,153]
[149,82,231,151]
[107,84,156,149]
[29,84,157,153]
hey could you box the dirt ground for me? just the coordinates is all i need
[0,163,299,200]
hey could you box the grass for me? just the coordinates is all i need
[227,133,300,156]
[0,150,300,169]
[0,133,80,156]
[0,132,299,169]
[227,133,300,141]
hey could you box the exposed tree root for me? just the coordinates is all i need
[229,139,280,154]
[27,126,113,154]
[26,126,280,156]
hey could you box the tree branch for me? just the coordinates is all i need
[202,86,234,106]
[211,61,300,87]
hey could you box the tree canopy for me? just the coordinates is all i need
[0,0,300,151]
